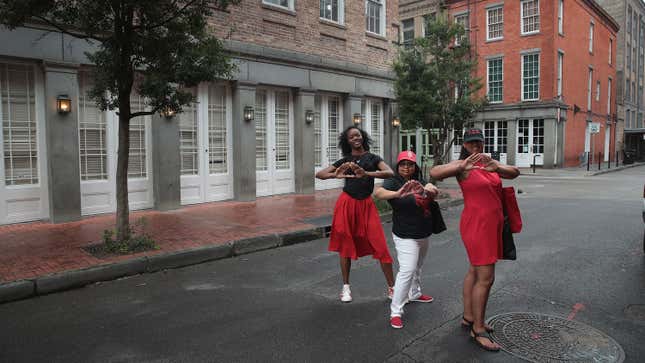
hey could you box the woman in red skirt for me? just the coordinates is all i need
[316,126,395,303]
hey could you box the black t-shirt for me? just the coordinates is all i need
[382,175,433,239]
[333,153,383,200]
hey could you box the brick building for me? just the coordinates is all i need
[400,0,619,168]
[595,0,645,161]
[0,1,400,225]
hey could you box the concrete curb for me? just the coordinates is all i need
[586,162,645,176]
[519,162,645,177]
[0,197,463,304]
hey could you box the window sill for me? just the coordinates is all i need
[261,3,296,16]
[485,37,503,43]
[366,31,387,42]
[520,31,540,37]
[319,18,346,30]
[521,99,540,102]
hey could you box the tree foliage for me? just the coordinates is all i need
[393,14,486,165]
[0,0,238,243]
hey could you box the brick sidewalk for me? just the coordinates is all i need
[0,187,464,285]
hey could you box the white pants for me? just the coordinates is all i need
[390,234,430,317]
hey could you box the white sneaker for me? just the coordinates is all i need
[340,284,352,303]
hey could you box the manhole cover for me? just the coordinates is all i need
[487,312,624,363]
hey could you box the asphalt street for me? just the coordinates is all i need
[1,166,643,363]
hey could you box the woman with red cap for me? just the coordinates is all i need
[430,128,519,351]
[316,126,395,303]
[374,150,439,329]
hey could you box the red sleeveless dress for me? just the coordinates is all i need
[458,167,504,266]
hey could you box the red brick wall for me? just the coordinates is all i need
[556,0,617,166]
[448,0,617,166]
[209,0,399,72]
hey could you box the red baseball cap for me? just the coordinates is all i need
[397,150,417,164]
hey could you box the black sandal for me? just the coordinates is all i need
[462,316,494,332]
[470,327,500,352]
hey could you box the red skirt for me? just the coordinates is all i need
[328,192,393,263]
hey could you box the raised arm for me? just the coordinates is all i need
[315,165,338,180]
[370,160,395,179]
[430,154,481,180]
[430,160,465,180]
[479,155,520,179]
[373,185,402,200]
[354,160,394,179]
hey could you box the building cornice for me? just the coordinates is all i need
[223,40,396,81]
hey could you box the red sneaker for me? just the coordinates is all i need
[410,294,434,303]
[390,316,403,329]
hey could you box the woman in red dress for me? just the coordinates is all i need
[316,126,395,303]
[430,128,519,351]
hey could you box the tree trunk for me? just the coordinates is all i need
[115,96,131,242]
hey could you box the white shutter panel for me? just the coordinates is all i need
[1,63,38,185]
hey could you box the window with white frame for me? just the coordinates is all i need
[78,71,108,181]
[423,13,436,38]
[129,92,147,179]
[370,102,382,156]
[587,68,593,110]
[1,63,38,186]
[401,18,415,47]
[521,0,540,35]
[628,6,632,36]
[589,22,594,53]
[320,0,343,24]
[366,0,385,36]
[483,121,507,154]
[178,88,198,176]
[557,51,563,98]
[596,80,600,102]
[487,6,503,41]
[313,95,341,167]
[264,0,293,10]
[484,122,495,153]
[255,90,268,171]
[274,91,290,170]
[521,53,539,101]
[607,78,612,114]
[327,97,340,163]
[497,121,508,153]
[487,57,503,103]
[360,99,383,156]
[208,84,228,174]
[558,0,563,34]
[454,13,469,45]
[627,42,632,71]
[313,96,322,167]
[626,77,631,101]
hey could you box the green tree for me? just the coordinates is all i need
[0,0,238,243]
[393,14,485,166]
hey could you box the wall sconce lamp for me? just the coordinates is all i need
[392,116,401,128]
[352,113,362,125]
[160,107,176,119]
[56,95,72,114]
[243,105,254,122]
[305,110,315,124]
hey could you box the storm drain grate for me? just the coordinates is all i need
[487,312,624,363]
